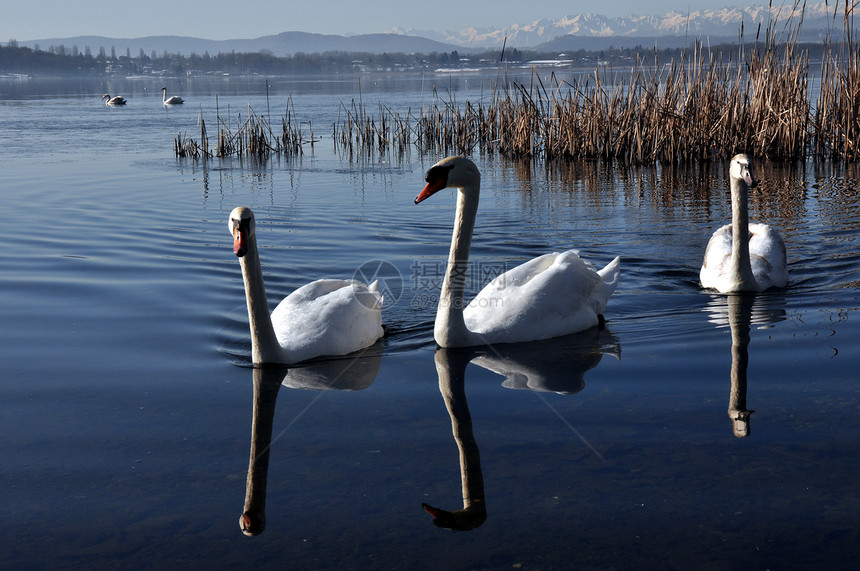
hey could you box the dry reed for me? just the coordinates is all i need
[174,90,308,160]
[176,2,860,164]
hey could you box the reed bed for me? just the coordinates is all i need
[331,12,817,164]
[174,94,309,160]
[176,2,860,164]
[327,2,859,164]
[812,1,860,161]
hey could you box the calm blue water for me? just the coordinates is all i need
[1,74,858,570]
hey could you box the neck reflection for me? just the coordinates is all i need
[239,350,381,536]
[425,326,619,531]
[705,292,786,438]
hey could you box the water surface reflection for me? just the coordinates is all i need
[704,293,787,437]
[239,350,381,536]
[424,327,618,531]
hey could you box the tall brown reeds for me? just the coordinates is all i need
[173,94,308,160]
[327,1,860,164]
[176,2,860,164]
[329,14,815,164]
[812,1,860,160]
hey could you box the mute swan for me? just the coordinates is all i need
[414,156,620,348]
[161,87,184,105]
[229,206,383,365]
[102,93,126,106]
[700,154,787,293]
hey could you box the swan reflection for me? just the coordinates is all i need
[424,328,619,531]
[471,326,620,394]
[239,351,381,536]
[704,293,786,437]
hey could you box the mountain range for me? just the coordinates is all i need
[395,2,837,48]
[18,2,842,57]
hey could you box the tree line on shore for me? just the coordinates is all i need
[0,37,839,77]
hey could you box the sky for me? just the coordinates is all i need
[4,1,734,42]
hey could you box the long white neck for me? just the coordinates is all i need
[239,236,286,364]
[730,177,756,290]
[162,90,167,103]
[435,186,479,347]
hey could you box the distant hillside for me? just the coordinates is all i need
[18,32,465,58]
[16,2,846,58]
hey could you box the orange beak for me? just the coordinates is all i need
[233,227,248,257]
[414,179,446,204]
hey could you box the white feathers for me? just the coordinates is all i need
[701,154,788,293]
[415,156,620,348]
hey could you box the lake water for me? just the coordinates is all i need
[1,74,858,570]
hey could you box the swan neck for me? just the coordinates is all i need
[436,186,479,347]
[239,236,285,364]
[730,178,756,289]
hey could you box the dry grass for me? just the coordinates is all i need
[325,6,816,163]
[177,2,860,164]
[327,2,859,164]
[811,1,860,160]
[174,91,309,160]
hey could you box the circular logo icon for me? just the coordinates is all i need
[353,259,403,309]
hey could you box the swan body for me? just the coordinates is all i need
[700,154,787,293]
[415,156,620,348]
[161,87,184,105]
[229,206,383,365]
[102,93,126,106]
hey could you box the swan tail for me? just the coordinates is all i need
[592,256,621,314]
[364,279,383,308]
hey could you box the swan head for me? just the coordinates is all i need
[730,153,757,189]
[229,206,255,258]
[414,156,480,204]
[102,94,110,100]
[239,510,265,536]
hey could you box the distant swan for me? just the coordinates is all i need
[414,156,620,348]
[700,154,787,293]
[229,206,384,365]
[102,93,126,106]
[161,87,184,105]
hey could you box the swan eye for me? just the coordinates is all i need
[231,217,252,236]
[425,164,455,184]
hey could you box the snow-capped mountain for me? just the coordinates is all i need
[393,2,837,48]
[19,2,845,58]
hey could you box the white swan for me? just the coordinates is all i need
[700,154,787,293]
[102,93,126,106]
[414,156,621,348]
[161,87,184,105]
[229,206,383,365]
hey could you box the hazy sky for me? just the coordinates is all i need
[4,1,737,41]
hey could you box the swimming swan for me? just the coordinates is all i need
[414,156,620,348]
[102,93,126,106]
[229,207,383,365]
[700,154,787,293]
[161,87,184,105]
